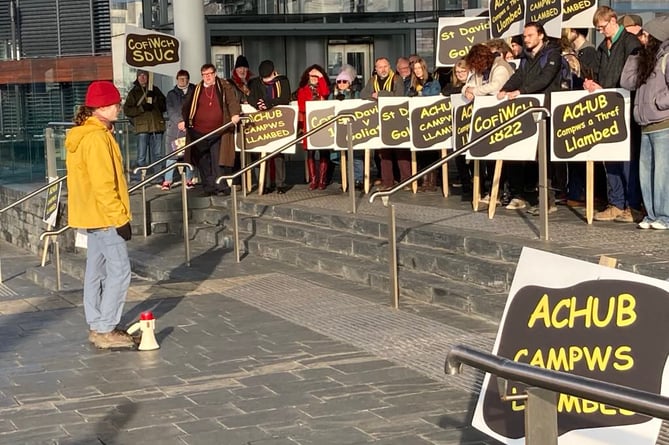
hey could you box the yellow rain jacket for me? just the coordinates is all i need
[65,116,131,229]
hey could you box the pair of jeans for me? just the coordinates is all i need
[164,158,194,183]
[639,127,669,224]
[137,132,165,179]
[604,160,641,210]
[83,228,131,333]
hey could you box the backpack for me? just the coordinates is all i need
[520,47,575,91]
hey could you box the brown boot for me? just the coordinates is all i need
[93,329,135,349]
[307,157,317,190]
[317,158,328,190]
[421,171,437,192]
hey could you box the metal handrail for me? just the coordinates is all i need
[0,176,67,214]
[446,344,669,421]
[38,119,238,239]
[215,111,357,263]
[368,106,551,308]
[369,106,551,204]
[39,162,194,290]
[0,175,69,283]
[133,120,238,177]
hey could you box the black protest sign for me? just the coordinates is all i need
[237,106,297,151]
[437,17,490,67]
[526,0,562,36]
[553,91,627,160]
[562,0,598,28]
[563,0,596,23]
[336,100,379,148]
[452,98,473,151]
[489,0,525,38]
[380,100,410,147]
[125,33,180,67]
[306,103,336,148]
[481,278,669,439]
[410,97,453,149]
[468,96,541,158]
[42,181,61,226]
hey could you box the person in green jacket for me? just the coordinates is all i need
[123,69,167,181]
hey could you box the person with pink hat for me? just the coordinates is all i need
[65,80,135,349]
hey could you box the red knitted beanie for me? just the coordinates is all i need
[85,81,121,108]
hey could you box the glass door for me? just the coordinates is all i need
[327,43,372,89]
[211,46,241,79]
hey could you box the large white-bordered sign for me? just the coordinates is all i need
[436,17,491,67]
[472,247,669,445]
[236,104,298,154]
[466,94,545,161]
[551,89,630,162]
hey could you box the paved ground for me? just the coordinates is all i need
[2,179,669,445]
[0,240,500,445]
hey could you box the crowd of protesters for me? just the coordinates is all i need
[129,7,668,229]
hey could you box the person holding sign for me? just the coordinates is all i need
[621,17,669,230]
[123,70,167,182]
[183,64,242,197]
[331,70,364,190]
[248,60,292,194]
[409,57,442,192]
[585,6,642,223]
[464,44,515,205]
[361,57,407,190]
[66,81,134,349]
[497,22,563,214]
[463,44,514,100]
[297,64,331,190]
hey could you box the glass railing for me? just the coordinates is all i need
[0,130,46,185]
[44,119,137,182]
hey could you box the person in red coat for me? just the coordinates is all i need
[297,64,331,190]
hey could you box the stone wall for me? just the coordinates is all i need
[0,184,75,255]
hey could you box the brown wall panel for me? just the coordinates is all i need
[0,56,113,85]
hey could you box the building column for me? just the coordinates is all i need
[173,0,206,78]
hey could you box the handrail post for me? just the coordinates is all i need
[240,119,248,197]
[525,387,558,445]
[346,120,356,214]
[537,119,549,241]
[231,181,241,262]
[45,127,58,179]
[384,199,399,309]
[141,170,148,237]
[180,166,191,266]
[54,238,61,291]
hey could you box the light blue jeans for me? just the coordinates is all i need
[137,132,164,178]
[164,158,194,183]
[83,228,131,333]
[639,127,669,224]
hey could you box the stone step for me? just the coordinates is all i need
[232,200,524,263]
[242,233,506,320]
[25,263,83,293]
[237,215,515,291]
